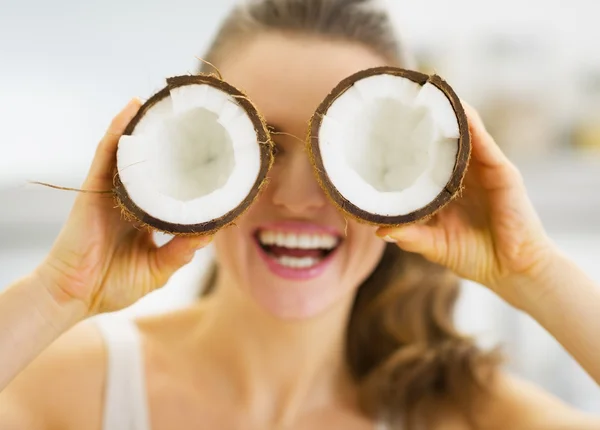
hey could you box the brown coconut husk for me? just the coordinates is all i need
[113,74,274,236]
[307,66,470,227]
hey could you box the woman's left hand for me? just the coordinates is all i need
[377,103,558,308]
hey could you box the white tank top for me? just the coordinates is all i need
[95,318,393,430]
[95,318,151,430]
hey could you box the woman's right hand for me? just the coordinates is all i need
[35,99,213,317]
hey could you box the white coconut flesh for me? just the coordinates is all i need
[318,75,461,216]
[117,84,261,225]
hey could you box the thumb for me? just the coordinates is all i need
[148,234,213,288]
[377,224,447,264]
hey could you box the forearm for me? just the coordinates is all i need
[0,271,86,390]
[512,250,600,385]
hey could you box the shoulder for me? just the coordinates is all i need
[484,372,600,429]
[424,371,600,430]
[469,372,600,430]
[1,320,107,430]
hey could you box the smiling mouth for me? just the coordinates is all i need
[254,229,342,270]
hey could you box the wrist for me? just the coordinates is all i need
[29,265,89,329]
[493,241,565,312]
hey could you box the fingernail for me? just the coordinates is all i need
[187,236,211,252]
[382,226,417,242]
[186,237,211,260]
[197,235,214,248]
[125,97,142,109]
[185,250,197,262]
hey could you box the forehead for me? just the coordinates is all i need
[218,33,388,132]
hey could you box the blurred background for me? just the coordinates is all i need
[1,0,599,413]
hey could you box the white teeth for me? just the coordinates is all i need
[322,235,337,248]
[275,232,286,247]
[298,235,312,249]
[311,236,321,249]
[286,234,298,248]
[278,256,319,269]
[258,230,339,250]
[263,231,275,246]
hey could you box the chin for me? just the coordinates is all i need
[245,271,353,320]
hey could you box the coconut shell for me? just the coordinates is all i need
[307,66,470,226]
[113,74,274,235]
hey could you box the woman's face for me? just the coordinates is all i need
[214,33,388,319]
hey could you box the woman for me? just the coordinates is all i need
[1,0,599,429]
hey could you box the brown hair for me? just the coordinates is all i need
[199,1,501,428]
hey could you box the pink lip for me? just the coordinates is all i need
[253,220,342,281]
[255,220,342,236]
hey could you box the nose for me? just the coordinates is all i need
[270,150,328,215]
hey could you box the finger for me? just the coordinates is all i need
[462,102,510,169]
[462,102,525,191]
[377,224,446,264]
[84,98,142,189]
[147,234,214,288]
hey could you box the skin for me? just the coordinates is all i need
[1,33,600,430]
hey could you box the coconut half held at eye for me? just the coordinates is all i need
[308,66,470,226]
[114,75,274,235]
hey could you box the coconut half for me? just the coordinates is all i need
[308,67,470,225]
[114,75,273,235]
